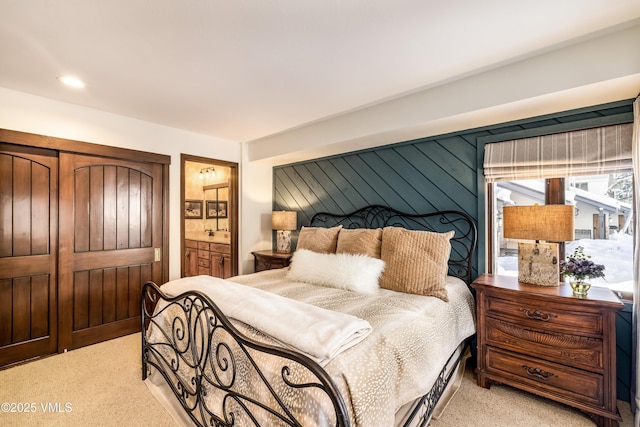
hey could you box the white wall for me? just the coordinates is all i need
[0,87,241,280]
[239,147,274,273]
[247,21,640,166]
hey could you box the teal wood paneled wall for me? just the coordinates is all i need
[272,98,634,401]
[274,135,477,221]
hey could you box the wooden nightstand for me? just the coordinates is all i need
[472,274,624,427]
[252,250,293,272]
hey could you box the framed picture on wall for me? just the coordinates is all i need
[206,200,228,218]
[185,200,203,219]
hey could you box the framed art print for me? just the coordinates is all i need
[206,200,228,219]
[185,200,203,219]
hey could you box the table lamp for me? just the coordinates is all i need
[272,211,297,253]
[502,204,574,286]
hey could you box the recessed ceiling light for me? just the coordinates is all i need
[57,75,85,88]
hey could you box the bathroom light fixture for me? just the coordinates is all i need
[57,75,85,88]
[199,167,216,180]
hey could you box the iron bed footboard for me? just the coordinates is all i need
[141,281,350,426]
[141,283,470,427]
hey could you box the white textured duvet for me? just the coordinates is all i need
[145,269,476,427]
[228,269,476,426]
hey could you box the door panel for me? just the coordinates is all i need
[59,153,163,351]
[0,145,58,367]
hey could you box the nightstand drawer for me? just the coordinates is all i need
[485,346,603,406]
[252,250,293,272]
[256,258,287,271]
[198,257,210,268]
[485,317,603,371]
[484,295,603,336]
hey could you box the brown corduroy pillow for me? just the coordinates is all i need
[296,225,342,253]
[336,228,383,259]
[379,227,454,301]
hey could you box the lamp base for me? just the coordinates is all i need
[517,241,559,287]
[276,230,292,253]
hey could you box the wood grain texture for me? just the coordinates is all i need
[12,277,31,343]
[0,279,11,346]
[12,157,31,256]
[59,152,164,351]
[89,166,104,251]
[486,317,602,370]
[0,143,58,367]
[0,154,12,258]
[30,275,49,338]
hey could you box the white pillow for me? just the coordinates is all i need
[287,249,385,294]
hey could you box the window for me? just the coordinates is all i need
[574,181,589,191]
[483,122,634,300]
[491,175,633,299]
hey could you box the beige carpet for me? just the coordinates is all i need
[0,333,634,426]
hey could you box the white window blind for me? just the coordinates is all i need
[483,123,633,182]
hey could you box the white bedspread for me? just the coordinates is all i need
[160,275,372,366]
[229,269,476,427]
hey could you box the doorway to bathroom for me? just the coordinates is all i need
[181,154,238,278]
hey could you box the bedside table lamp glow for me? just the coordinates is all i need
[272,211,297,253]
[502,204,574,286]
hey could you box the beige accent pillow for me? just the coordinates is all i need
[380,227,454,301]
[296,225,342,253]
[336,228,383,259]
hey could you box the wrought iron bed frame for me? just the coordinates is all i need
[142,205,477,427]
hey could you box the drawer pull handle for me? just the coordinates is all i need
[522,365,554,380]
[520,308,556,321]
[264,263,271,268]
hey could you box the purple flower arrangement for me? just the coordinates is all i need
[560,246,605,282]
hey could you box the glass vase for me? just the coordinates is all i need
[569,278,591,296]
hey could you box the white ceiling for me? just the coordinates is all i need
[1,0,639,144]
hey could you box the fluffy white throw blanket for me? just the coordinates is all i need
[160,275,372,366]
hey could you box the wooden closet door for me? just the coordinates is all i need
[58,153,164,351]
[0,144,58,366]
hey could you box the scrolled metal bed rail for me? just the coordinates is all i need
[141,282,350,427]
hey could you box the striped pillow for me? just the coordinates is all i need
[336,228,383,259]
[296,225,342,253]
[379,227,454,301]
